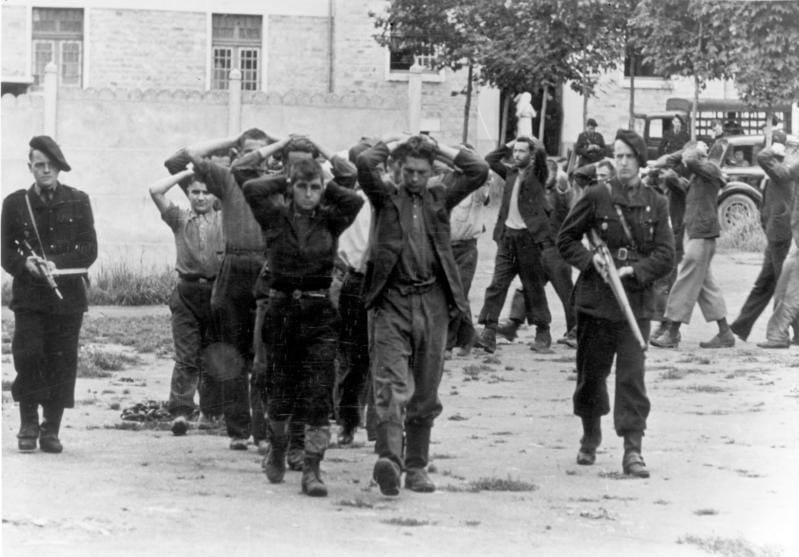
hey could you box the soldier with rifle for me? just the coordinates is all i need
[1,136,98,454]
[557,129,674,478]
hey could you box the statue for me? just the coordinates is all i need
[514,92,536,138]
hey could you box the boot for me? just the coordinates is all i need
[650,328,680,348]
[263,420,288,483]
[699,329,735,349]
[404,422,435,492]
[529,327,552,352]
[39,404,64,454]
[577,416,602,465]
[496,319,522,342]
[474,327,497,353]
[373,421,404,496]
[651,321,668,341]
[622,431,650,478]
[17,401,39,453]
[287,419,305,471]
[301,425,330,497]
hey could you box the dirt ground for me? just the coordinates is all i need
[2,239,798,557]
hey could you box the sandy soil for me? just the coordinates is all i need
[2,241,798,557]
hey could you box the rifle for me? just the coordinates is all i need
[17,239,63,300]
[588,229,646,351]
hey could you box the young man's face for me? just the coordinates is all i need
[596,164,613,185]
[512,141,532,168]
[187,182,213,214]
[240,138,268,158]
[28,149,60,190]
[292,176,324,212]
[613,140,640,182]
[401,156,433,192]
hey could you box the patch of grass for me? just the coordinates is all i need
[681,384,726,393]
[336,498,374,509]
[467,476,538,492]
[660,367,689,380]
[677,535,783,557]
[462,364,481,381]
[81,345,141,371]
[89,261,175,305]
[381,517,431,527]
[80,314,173,356]
[718,209,767,253]
[694,508,719,516]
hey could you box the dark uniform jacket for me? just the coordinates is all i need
[1,184,97,314]
[557,178,674,321]
[757,148,796,244]
[356,142,489,313]
[486,146,552,244]
[575,130,608,167]
[242,170,363,292]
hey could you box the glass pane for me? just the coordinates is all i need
[33,8,82,37]
[60,42,82,86]
[213,48,232,90]
[239,49,259,91]
[33,41,54,86]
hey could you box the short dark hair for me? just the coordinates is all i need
[238,128,269,148]
[289,158,323,185]
[283,137,319,160]
[394,135,436,165]
[513,136,537,151]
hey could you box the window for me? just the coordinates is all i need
[212,14,262,91]
[623,49,657,78]
[31,8,83,87]
[387,30,436,73]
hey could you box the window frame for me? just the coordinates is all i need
[210,13,263,91]
[31,7,84,88]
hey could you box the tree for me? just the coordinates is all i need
[632,0,735,140]
[371,0,628,150]
[705,1,799,145]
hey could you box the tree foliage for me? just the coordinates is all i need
[371,0,629,98]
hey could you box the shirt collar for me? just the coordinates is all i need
[34,182,59,199]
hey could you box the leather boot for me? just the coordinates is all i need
[287,419,305,471]
[373,421,404,496]
[577,416,602,465]
[622,430,650,478]
[404,422,435,492]
[475,327,497,353]
[301,425,330,497]
[17,401,39,452]
[263,420,289,483]
[496,319,522,342]
[39,404,63,454]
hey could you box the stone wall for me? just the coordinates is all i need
[87,8,207,90]
[2,5,28,82]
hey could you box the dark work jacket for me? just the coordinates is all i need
[557,178,674,321]
[357,142,488,313]
[2,184,97,314]
[487,146,552,244]
[575,130,608,167]
[757,148,796,243]
[242,175,363,292]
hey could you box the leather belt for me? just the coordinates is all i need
[612,247,639,262]
[179,274,215,283]
[269,288,328,300]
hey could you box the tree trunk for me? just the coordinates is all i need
[628,53,636,130]
[462,63,474,145]
[692,74,700,142]
[538,86,548,140]
[764,109,773,147]
[499,93,511,149]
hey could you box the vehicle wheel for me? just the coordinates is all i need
[717,193,759,232]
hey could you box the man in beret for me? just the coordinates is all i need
[558,129,674,478]
[575,118,608,168]
[2,135,97,453]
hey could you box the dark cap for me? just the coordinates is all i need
[614,129,647,167]
[586,118,598,127]
[572,163,597,187]
[29,135,70,172]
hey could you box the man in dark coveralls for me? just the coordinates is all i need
[2,136,98,453]
[558,129,674,478]
[357,134,488,496]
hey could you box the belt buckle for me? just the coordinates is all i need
[292,289,302,300]
[617,247,628,261]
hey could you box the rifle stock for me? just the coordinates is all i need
[589,230,646,351]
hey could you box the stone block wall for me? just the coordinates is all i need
[2,5,28,81]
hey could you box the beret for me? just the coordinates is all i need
[614,129,648,167]
[29,135,70,172]
[586,118,598,127]
[572,163,597,187]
